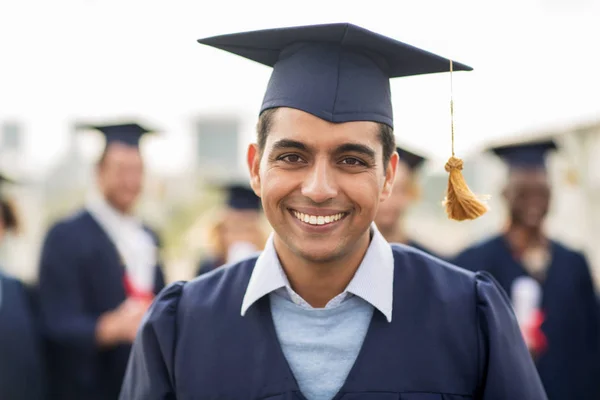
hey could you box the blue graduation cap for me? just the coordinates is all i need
[490,139,558,170]
[197,23,472,128]
[82,123,154,148]
[225,184,261,211]
[396,146,426,172]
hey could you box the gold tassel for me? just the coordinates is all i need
[443,60,488,221]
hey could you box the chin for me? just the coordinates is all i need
[295,248,344,264]
[290,239,351,264]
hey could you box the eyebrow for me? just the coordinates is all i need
[271,139,311,153]
[334,143,376,161]
[270,139,377,161]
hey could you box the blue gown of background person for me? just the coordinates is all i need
[0,271,47,400]
[120,244,547,399]
[454,235,600,399]
[38,210,165,400]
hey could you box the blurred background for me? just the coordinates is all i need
[0,0,598,286]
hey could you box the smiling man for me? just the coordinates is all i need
[120,23,547,399]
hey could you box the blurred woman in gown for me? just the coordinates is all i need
[0,174,47,400]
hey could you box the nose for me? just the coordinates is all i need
[301,158,338,204]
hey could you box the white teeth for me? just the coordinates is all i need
[292,211,345,226]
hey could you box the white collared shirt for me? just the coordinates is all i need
[86,192,157,293]
[241,223,394,322]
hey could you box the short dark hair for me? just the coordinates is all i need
[1,199,19,231]
[256,108,396,169]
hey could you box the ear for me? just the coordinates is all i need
[501,184,510,201]
[380,151,399,202]
[247,143,262,198]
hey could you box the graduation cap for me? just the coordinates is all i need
[80,123,155,148]
[198,23,471,128]
[396,146,426,172]
[490,139,558,170]
[198,23,486,221]
[225,184,261,211]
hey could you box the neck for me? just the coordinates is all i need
[101,195,131,216]
[504,224,546,255]
[273,231,371,308]
[378,221,408,244]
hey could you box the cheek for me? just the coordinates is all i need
[338,173,382,211]
[260,168,298,207]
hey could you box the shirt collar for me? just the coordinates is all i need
[86,190,139,227]
[240,223,394,322]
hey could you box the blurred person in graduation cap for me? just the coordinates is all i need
[121,23,546,399]
[374,145,441,258]
[0,174,47,400]
[453,138,600,399]
[196,183,268,276]
[37,122,166,400]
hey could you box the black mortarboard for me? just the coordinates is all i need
[197,23,472,128]
[490,139,558,170]
[225,184,261,211]
[82,123,154,148]
[396,146,426,172]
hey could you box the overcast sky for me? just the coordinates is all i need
[0,0,598,175]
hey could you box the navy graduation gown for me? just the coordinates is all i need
[0,272,47,400]
[196,257,223,277]
[121,245,547,399]
[406,239,448,261]
[38,209,166,400]
[453,235,600,399]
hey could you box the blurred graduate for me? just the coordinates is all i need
[197,183,269,276]
[37,122,166,400]
[374,145,441,257]
[0,174,47,400]
[453,138,600,399]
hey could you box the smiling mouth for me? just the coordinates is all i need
[289,209,348,226]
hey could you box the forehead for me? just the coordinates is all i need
[507,167,549,186]
[266,107,381,150]
[104,143,142,161]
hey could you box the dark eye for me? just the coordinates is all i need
[280,154,304,163]
[340,157,366,166]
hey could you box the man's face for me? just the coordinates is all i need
[503,168,551,230]
[97,143,145,213]
[374,161,414,232]
[247,107,397,264]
